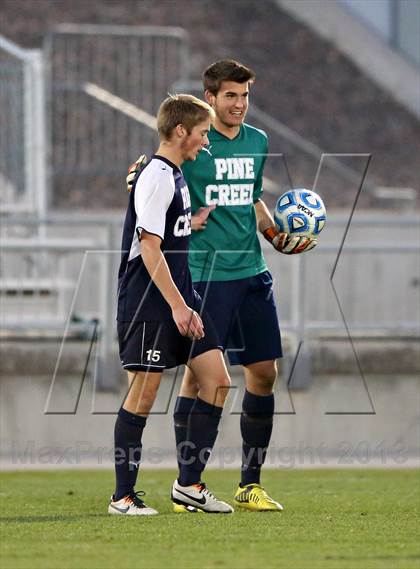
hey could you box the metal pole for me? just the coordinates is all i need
[30,50,48,243]
[23,56,33,213]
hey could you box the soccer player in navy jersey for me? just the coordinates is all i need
[110,95,233,515]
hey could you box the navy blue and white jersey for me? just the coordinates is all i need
[117,155,198,322]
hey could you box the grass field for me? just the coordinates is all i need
[0,469,419,569]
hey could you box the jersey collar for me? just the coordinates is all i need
[210,123,243,141]
[152,154,181,171]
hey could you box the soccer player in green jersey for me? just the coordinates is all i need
[174,60,316,512]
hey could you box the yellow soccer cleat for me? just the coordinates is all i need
[234,483,284,512]
[172,502,203,513]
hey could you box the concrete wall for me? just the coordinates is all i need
[1,340,418,470]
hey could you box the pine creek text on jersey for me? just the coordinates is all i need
[206,157,256,206]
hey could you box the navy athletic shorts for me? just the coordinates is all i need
[193,270,282,366]
[117,309,222,373]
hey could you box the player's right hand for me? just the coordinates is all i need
[126,154,147,192]
[279,235,318,254]
[264,226,317,254]
[191,205,216,231]
[172,304,205,339]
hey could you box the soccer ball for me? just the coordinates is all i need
[274,189,326,238]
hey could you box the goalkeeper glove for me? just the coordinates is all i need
[126,154,148,192]
[263,226,317,254]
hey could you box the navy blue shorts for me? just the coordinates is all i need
[118,309,222,373]
[194,270,282,366]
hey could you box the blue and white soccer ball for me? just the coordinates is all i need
[274,189,326,238]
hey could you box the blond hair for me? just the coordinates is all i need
[157,94,214,140]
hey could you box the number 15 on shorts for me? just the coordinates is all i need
[146,349,161,363]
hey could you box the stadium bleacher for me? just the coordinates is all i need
[0,0,418,210]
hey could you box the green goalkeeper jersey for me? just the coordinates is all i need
[182,123,268,282]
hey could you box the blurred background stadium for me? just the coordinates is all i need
[0,0,419,470]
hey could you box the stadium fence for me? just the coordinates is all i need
[1,27,419,389]
[0,35,47,216]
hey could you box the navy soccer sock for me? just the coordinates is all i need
[240,390,274,486]
[173,396,196,472]
[114,408,146,500]
[178,397,223,486]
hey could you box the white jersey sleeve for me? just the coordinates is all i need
[134,162,175,240]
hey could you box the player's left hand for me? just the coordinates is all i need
[191,205,216,231]
[263,227,317,254]
[126,154,147,192]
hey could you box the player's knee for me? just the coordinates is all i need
[180,369,199,398]
[183,369,198,389]
[247,361,277,393]
[215,373,231,391]
[254,377,275,394]
[212,373,231,404]
[124,397,154,416]
[125,384,159,415]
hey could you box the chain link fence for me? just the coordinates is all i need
[0,35,47,215]
[44,24,189,208]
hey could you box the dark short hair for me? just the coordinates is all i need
[157,94,214,140]
[203,59,256,95]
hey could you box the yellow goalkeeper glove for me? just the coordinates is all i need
[263,227,317,254]
[126,154,147,192]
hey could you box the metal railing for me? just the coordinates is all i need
[1,213,419,389]
[0,35,47,216]
[0,215,119,328]
[44,24,189,207]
